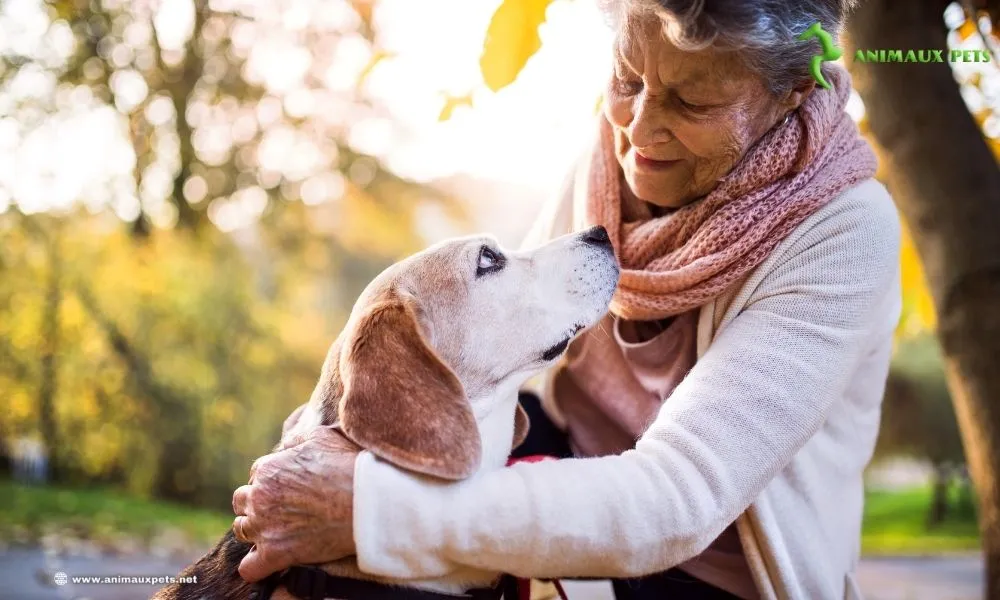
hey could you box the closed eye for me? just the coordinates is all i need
[674,92,719,115]
[476,245,505,277]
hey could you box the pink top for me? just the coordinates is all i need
[549,311,760,600]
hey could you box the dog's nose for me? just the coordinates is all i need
[581,225,612,248]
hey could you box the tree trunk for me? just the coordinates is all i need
[167,0,207,232]
[928,463,951,527]
[846,1,1000,597]
[37,229,61,481]
[75,284,202,503]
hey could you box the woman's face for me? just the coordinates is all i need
[604,15,808,208]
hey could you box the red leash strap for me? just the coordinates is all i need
[517,579,531,600]
[505,455,570,600]
[513,576,569,600]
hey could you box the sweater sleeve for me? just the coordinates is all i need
[353,190,901,580]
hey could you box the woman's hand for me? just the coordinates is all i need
[231,425,361,582]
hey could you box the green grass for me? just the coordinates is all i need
[862,486,980,555]
[0,479,231,550]
[0,479,982,556]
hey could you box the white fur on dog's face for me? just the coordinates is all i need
[390,227,620,401]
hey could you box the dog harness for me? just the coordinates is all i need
[250,455,570,600]
[250,566,514,600]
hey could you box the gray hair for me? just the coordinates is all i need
[599,0,858,96]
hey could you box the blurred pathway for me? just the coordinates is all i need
[0,547,983,600]
[560,556,984,600]
[0,547,190,600]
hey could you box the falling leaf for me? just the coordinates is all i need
[438,93,475,121]
[479,0,554,93]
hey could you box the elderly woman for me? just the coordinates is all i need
[231,1,901,598]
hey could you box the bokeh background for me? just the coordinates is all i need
[0,0,998,599]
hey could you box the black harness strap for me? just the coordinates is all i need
[252,566,512,600]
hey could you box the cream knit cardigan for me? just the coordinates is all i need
[352,176,902,600]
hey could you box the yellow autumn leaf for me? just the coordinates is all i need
[438,93,475,121]
[479,0,554,93]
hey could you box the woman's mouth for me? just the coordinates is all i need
[634,151,680,170]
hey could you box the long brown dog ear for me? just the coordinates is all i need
[338,298,481,480]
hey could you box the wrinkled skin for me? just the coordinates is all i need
[232,420,360,582]
[233,10,815,582]
[605,13,811,209]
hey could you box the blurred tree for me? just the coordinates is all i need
[37,221,63,479]
[13,0,431,235]
[846,1,1000,597]
[877,336,967,526]
[0,0,468,508]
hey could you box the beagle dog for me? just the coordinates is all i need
[152,225,619,600]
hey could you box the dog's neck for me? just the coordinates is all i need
[467,375,524,474]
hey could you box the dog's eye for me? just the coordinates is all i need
[476,246,504,277]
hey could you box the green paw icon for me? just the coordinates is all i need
[798,22,843,90]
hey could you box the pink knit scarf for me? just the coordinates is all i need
[582,65,878,321]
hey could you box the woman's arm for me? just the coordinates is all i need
[353,190,902,580]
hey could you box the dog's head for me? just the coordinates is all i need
[325,226,619,480]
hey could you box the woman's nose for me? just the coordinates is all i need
[628,95,673,149]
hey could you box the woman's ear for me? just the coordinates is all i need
[780,78,817,115]
[337,296,482,481]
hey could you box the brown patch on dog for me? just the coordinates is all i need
[150,530,254,600]
[338,293,481,480]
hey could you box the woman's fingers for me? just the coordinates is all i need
[239,545,291,583]
[279,431,311,451]
[231,425,361,576]
[232,515,256,544]
[248,452,274,482]
[280,424,347,451]
[232,484,252,516]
